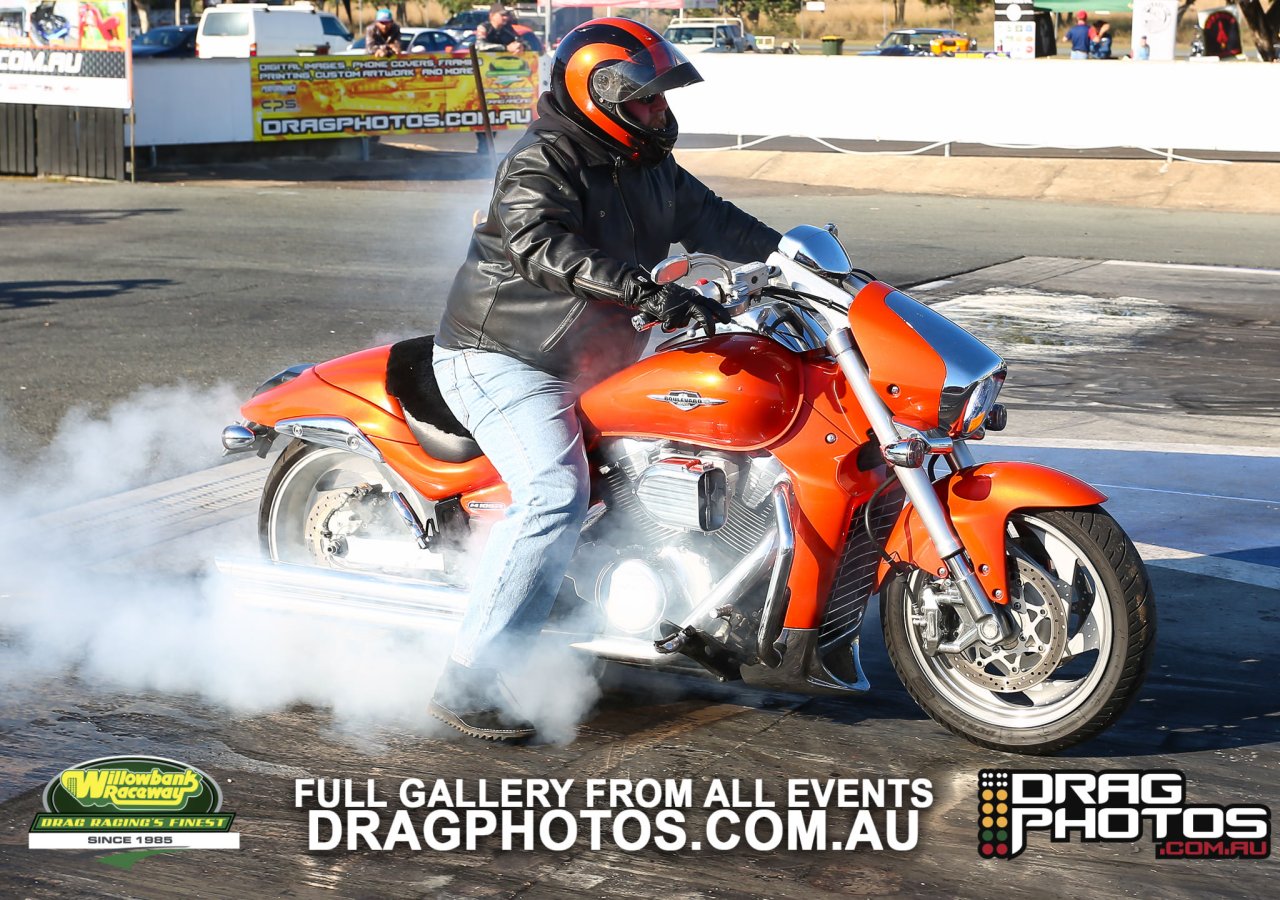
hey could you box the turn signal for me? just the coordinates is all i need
[222,424,258,451]
[987,403,1008,432]
[882,437,927,468]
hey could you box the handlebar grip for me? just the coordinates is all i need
[631,312,660,332]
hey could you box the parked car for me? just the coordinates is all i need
[441,8,490,41]
[340,26,460,55]
[664,16,756,53]
[131,24,197,58]
[195,3,352,58]
[859,28,976,57]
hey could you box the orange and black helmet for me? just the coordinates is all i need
[551,18,702,166]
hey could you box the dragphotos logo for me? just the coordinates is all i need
[978,769,1270,860]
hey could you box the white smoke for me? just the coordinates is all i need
[0,384,603,746]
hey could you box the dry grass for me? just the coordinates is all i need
[769,1,963,43]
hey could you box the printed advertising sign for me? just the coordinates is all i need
[994,1,1037,59]
[0,0,130,108]
[1132,0,1179,60]
[250,51,538,142]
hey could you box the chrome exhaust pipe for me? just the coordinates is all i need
[213,558,469,630]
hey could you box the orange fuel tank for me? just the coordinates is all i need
[579,334,804,450]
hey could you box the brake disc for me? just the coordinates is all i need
[304,486,373,565]
[950,556,1068,693]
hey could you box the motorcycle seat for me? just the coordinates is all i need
[386,336,482,463]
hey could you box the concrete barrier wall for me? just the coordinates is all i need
[129,55,1276,153]
[671,55,1275,154]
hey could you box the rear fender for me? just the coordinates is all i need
[243,366,502,501]
[876,461,1107,602]
[241,366,417,445]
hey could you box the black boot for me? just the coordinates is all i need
[428,660,536,742]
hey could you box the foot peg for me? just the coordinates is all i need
[654,622,740,683]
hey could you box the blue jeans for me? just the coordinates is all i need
[431,346,590,669]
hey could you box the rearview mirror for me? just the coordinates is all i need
[651,255,691,285]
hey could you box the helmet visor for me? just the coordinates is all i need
[592,43,703,103]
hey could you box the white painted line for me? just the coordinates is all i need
[909,279,953,292]
[984,436,1280,459]
[1094,483,1280,506]
[1135,543,1280,591]
[1101,259,1280,278]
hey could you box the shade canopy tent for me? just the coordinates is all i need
[535,1,707,45]
[1032,1,1135,12]
[537,1,704,7]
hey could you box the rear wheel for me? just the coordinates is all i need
[259,439,450,579]
[883,507,1155,754]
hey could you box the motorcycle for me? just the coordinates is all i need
[30,2,70,44]
[221,224,1155,754]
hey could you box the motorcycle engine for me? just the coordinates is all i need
[564,438,781,639]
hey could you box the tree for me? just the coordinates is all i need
[722,0,803,31]
[440,0,475,16]
[919,0,991,23]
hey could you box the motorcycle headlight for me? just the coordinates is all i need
[958,373,1004,436]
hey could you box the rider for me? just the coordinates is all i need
[429,17,781,741]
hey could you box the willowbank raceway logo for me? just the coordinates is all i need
[28,756,240,857]
[977,770,1270,861]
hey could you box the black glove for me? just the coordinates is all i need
[623,272,731,337]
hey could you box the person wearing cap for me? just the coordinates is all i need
[1065,10,1092,59]
[472,4,529,154]
[366,8,402,58]
[474,3,527,54]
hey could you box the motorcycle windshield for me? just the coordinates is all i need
[848,282,1005,433]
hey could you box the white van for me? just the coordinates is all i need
[196,3,353,58]
[663,16,757,53]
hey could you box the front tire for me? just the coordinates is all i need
[883,507,1155,754]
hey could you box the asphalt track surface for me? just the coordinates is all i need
[0,162,1277,897]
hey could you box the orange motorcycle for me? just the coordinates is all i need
[222,225,1155,753]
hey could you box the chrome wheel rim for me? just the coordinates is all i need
[905,514,1115,729]
[267,446,426,571]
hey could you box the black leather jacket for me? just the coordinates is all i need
[435,95,781,383]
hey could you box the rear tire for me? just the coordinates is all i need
[258,439,438,574]
[883,507,1155,754]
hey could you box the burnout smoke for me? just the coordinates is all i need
[0,384,603,743]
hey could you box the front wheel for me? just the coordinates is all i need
[883,507,1155,754]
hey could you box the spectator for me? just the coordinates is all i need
[474,2,526,54]
[366,8,402,58]
[1136,35,1150,60]
[1092,20,1112,58]
[472,4,529,156]
[1065,10,1092,59]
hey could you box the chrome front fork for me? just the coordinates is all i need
[827,328,1005,649]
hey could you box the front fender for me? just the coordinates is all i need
[877,461,1107,603]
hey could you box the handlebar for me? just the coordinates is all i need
[631,255,771,333]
